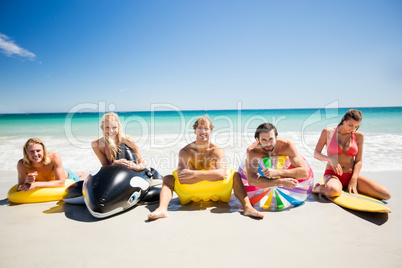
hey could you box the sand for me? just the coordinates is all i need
[0,169,401,268]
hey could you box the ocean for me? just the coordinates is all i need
[1,106,401,176]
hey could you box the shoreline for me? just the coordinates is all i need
[1,169,401,267]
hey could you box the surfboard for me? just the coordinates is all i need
[318,178,391,213]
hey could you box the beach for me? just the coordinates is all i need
[1,169,401,267]
[1,107,401,267]
[2,0,401,265]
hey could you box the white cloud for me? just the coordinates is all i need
[0,33,36,60]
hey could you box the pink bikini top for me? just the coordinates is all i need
[327,127,358,157]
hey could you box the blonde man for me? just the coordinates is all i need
[148,116,263,220]
[17,138,82,192]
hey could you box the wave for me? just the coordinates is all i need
[1,132,401,175]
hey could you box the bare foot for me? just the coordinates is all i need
[244,206,264,219]
[312,183,323,194]
[148,208,169,221]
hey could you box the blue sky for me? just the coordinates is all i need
[0,0,401,114]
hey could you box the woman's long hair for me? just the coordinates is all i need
[100,112,123,163]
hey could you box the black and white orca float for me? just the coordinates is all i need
[83,165,151,218]
[63,144,162,218]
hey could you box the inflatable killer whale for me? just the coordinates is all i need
[83,165,152,218]
[63,144,162,218]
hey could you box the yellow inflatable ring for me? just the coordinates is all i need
[7,179,76,204]
[173,168,235,205]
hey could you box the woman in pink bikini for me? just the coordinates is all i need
[91,112,147,171]
[312,109,390,200]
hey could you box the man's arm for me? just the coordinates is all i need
[246,149,299,189]
[17,160,28,190]
[28,154,66,190]
[246,150,283,188]
[274,141,309,180]
[177,147,226,184]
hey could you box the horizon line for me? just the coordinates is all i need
[1,105,401,116]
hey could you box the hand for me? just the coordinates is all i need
[277,178,298,189]
[112,159,128,166]
[177,169,193,180]
[328,157,343,176]
[26,172,37,184]
[262,167,279,179]
[18,182,36,192]
[131,163,146,171]
[347,177,358,194]
[113,159,145,171]
[113,159,133,168]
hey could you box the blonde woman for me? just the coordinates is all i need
[91,112,147,171]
